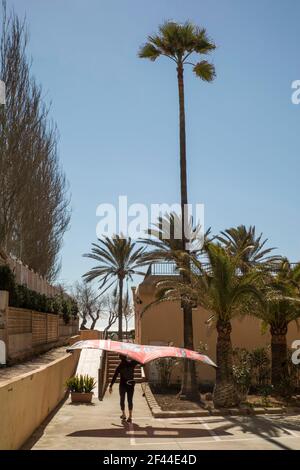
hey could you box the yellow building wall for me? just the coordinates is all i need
[134,277,300,383]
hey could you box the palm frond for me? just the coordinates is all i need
[193,60,216,82]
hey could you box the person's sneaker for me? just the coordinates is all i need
[127,417,132,423]
[120,414,126,421]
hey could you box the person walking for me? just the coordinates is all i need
[109,355,138,423]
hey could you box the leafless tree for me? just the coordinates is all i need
[102,291,133,336]
[122,290,134,334]
[73,281,104,330]
[0,1,70,280]
[102,296,118,336]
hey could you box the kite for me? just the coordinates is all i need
[67,339,217,368]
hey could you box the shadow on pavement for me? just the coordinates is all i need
[66,414,300,449]
[67,421,234,440]
[224,415,300,450]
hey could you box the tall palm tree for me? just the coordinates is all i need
[217,225,280,273]
[154,243,263,407]
[139,21,216,398]
[255,260,300,388]
[83,235,144,340]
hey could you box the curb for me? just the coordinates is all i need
[141,383,299,418]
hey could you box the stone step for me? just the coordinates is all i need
[106,349,144,387]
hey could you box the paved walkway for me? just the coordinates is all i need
[22,350,300,450]
[24,384,300,450]
[0,346,68,383]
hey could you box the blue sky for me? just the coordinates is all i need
[7,0,300,288]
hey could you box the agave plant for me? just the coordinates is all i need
[65,374,96,393]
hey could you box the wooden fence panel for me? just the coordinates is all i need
[8,308,31,335]
[32,312,47,345]
[47,314,59,343]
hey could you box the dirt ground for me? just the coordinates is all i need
[152,386,300,411]
[0,346,69,383]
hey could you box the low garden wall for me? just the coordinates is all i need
[0,290,79,363]
[0,349,80,450]
[79,329,102,341]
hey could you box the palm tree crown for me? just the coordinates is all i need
[140,213,204,267]
[217,225,280,273]
[83,235,144,339]
[83,235,144,290]
[138,20,216,81]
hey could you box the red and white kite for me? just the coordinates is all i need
[67,339,217,368]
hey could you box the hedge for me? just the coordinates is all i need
[0,265,78,323]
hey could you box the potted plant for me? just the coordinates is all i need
[66,374,96,403]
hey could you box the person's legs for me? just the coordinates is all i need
[119,384,126,419]
[127,384,135,422]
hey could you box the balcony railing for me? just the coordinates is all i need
[149,262,179,276]
[148,261,298,277]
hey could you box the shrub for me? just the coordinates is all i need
[153,357,180,391]
[232,348,252,400]
[0,265,78,318]
[233,346,272,399]
[250,347,271,388]
[287,349,300,391]
[0,265,16,292]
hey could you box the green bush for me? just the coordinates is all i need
[154,357,180,391]
[0,265,79,317]
[65,374,96,393]
[232,348,252,400]
[250,347,271,388]
[0,265,16,291]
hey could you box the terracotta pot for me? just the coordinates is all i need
[70,392,93,403]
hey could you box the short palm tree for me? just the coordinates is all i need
[140,212,206,399]
[217,225,280,273]
[141,212,204,263]
[154,242,264,407]
[83,236,144,340]
[139,22,216,398]
[255,260,300,388]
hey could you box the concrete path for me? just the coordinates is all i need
[24,384,300,450]
[75,348,102,395]
[23,350,300,450]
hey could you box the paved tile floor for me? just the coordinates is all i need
[24,385,300,450]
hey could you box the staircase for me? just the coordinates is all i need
[107,351,143,385]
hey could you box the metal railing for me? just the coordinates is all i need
[98,329,108,401]
[148,261,299,277]
[150,262,180,276]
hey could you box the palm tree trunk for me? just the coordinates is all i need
[177,61,198,400]
[118,277,123,341]
[177,62,188,218]
[213,320,238,408]
[270,324,288,388]
[180,303,198,400]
